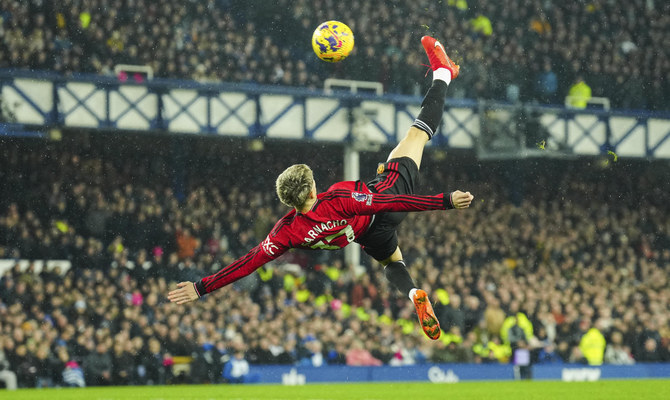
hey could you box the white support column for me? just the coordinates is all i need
[343,145,361,269]
[326,78,383,270]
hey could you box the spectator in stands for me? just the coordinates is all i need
[176,228,199,260]
[34,343,56,388]
[604,331,635,365]
[276,339,299,365]
[190,341,225,384]
[430,339,472,364]
[535,61,558,104]
[326,342,348,365]
[483,296,506,339]
[136,337,172,385]
[62,360,86,388]
[13,344,38,388]
[345,339,382,367]
[471,14,493,37]
[566,76,592,109]
[536,343,563,365]
[636,338,665,363]
[222,350,259,384]
[438,293,465,334]
[507,316,528,354]
[299,339,325,367]
[463,295,483,333]
[0,348,17,390]
[111,339,135,385]
[83,341,113,386]
[246,338,275,365]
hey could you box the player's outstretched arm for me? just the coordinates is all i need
[450,190,474,209]
[336,189,474,215]
[167,211,293,304]
[167,237,286,304]
[168,282,199,305]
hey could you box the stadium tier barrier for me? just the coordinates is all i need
[1,70,670,159]
[246,364,670,385]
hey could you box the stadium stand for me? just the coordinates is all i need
[1,134,669,387]
[0,0,669,110]
[1,0,670,389]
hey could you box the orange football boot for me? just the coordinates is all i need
[413,289,441,340]
[421,35,460,79]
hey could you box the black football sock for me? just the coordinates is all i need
[411,80,448,140]
[384,260,416,296]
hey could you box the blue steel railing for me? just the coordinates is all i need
[1,69,669,159]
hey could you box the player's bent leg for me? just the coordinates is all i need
[380,246,441,340]
[387,36,460,170]
[386,127,429,170]
[387,75,450,170]
[378,246,403,266]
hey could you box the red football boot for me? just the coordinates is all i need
[413,289,441,340]
[421,36,460,79]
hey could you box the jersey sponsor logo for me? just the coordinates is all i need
[351,192,373,205]
[261,237,279,256]
[428,366,459,383]
[282,368,306,385]
[561,368,601,382]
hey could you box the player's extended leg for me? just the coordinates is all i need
[359,36,459,340]
[385,36,460,170]
[380,246,441,340]
[379,36,460,340]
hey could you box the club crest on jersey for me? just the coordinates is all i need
[352,192,373,205]
[377,164,385,174]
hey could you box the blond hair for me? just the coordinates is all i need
[275,164,314,208]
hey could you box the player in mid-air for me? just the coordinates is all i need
[168,36,474,340]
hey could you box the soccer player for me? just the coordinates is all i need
[168,36,473,340]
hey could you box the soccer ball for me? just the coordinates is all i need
[312,21,354,62]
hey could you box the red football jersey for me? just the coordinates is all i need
[195,181,452,295]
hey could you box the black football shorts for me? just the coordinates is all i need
[356,156,420,261]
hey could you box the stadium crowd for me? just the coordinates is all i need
[1,135,669,388]
[0,0,669,110]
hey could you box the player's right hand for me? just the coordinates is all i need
[167,281,200,304]
[450,190,474,209]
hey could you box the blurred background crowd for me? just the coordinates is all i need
[1,0,669,110]
[1,134,669,388]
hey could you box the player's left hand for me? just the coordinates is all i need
[451,190,474,209]
[167,281,199,304]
